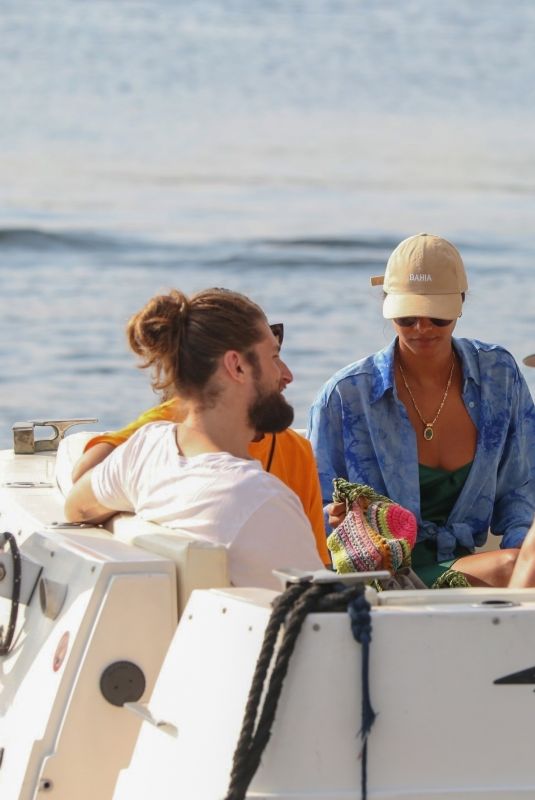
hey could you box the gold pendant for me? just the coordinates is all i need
[423,426,434,441]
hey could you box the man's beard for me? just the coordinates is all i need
[248,386,294,434]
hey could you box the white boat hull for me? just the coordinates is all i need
[0,530,176,800]
[115,585,535,800]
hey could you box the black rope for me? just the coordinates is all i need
[348,592,376,799]
[0,532,22,657]
[264,434,277,473]
[224,580,308,798]
[224,579,375,800]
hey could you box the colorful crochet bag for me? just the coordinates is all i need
[327,479,418,574]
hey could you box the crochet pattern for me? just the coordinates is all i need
[328,479,417,574]
[431,569,471,589]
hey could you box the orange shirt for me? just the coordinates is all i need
[84,400,329,564]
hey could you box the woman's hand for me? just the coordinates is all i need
[327,501,346,529]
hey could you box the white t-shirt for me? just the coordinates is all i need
[91,422,323,590]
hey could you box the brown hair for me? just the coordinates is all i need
[126,287,267,400]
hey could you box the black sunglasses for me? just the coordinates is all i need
[269,322,284,345]
[394,317,453,328]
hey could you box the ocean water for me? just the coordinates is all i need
[1,0,535,447]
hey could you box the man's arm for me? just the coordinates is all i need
[72,443,115,483]
[508,518,535,588]
[64,469,116,524]
[491,374,535,548]
[277,431,331,565]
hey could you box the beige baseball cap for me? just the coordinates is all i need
[371,233,468,320]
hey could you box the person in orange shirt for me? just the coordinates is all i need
[72,323,330,565]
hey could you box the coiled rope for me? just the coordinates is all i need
[0,532,22,656]
[224,578,376,800]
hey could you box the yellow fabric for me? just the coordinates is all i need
[85,399,179,447]
[84,400,329,564]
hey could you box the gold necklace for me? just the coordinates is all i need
[398,356,455,441]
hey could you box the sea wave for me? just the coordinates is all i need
[0,227,530,279]
[0,227,396,271]
[0,228,130,253]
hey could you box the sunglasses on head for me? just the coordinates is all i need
[394,317,453,328]
[269,322,284,345]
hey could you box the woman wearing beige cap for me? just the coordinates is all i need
[309,233,535,587]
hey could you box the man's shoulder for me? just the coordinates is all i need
[123,420,177,457]
[109,400,177,442]
[132,419,176,437]
[229,457,303,507]
[248,430,315,464]
[275,429,314,459]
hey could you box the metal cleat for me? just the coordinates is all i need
[273,567,391,589]
[12,418,98,455]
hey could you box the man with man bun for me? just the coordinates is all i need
[70,321,329,564]
[65,288,324,589]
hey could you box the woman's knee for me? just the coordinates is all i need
[456,548,520,587]
[495,548,520,583]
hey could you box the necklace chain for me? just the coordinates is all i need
[398,355,455,441]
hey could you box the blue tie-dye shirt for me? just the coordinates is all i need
[308,338,535,561]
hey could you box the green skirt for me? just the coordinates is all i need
[411,540,472,587]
